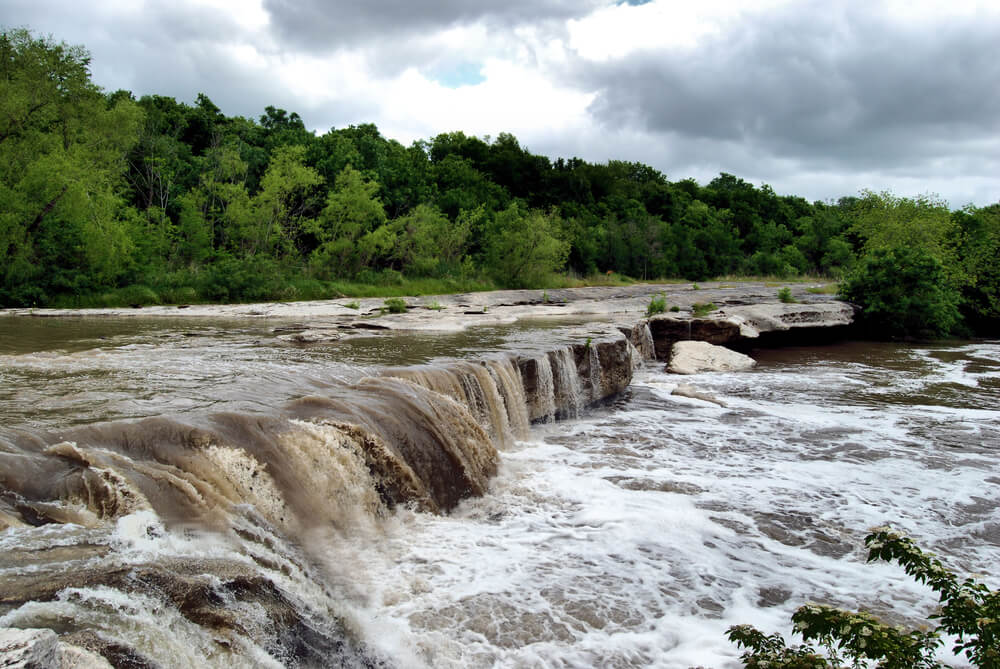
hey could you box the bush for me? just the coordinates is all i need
[729,527,1000,668]
[159,286,199,305]
[383,297,407,313]
[692,302,717,317]
[646,294,667,316]
[840,246,961,338]
[777,287,796,303]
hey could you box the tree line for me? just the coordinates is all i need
[1,28,997,336]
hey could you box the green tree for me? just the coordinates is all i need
[309,165,391,278]
[481,204,569,287]
[851,191,956,260]
[0,28,142,305]
[174,144,250,265]
[390,203,469,276]
[840,246,961,338]
[953,204,1000,333]
[244,144,322,258]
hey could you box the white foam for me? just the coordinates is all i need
[326,342,1000,668]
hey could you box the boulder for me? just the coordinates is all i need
[667,341,756,375]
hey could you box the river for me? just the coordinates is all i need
[0,316,997,668]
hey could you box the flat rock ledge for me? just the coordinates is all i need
[667,341,757,375]
[647,300,855,359]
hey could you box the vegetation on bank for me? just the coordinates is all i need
[2,28,998,337]
[730,528,1000,668]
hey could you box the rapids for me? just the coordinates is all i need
[1,314,997,667]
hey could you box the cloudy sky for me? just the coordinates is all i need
[5,0,999,206]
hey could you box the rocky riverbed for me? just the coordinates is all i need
[1,281,854,346]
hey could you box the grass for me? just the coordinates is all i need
[646,294,667,317]
[692,302,718,317]
[806,283,839,295]
[382,297,407,314]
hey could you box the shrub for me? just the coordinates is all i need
[840,246,961,338]
[777,287,796,303]
[692,302,717,317]
[383,297,407,314]
[116,284,160,306]
[159,286,198,305]
[728,527,1000,668]
[646,294,667,316]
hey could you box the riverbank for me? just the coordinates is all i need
[1,280,852,339]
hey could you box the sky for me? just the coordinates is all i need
[4,0,999,207]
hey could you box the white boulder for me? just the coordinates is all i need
[667,340,756,375]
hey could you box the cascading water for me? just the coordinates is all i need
[587,343,604,402]
[551,347,584,419]
[0,319,632,667]
[5,312,993,669]
[531,354,557,423]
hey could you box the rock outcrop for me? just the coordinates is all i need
[647,315,744,357]
[667,341,756,375]
[646,300,856,359]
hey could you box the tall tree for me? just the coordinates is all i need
[0,28,141,304]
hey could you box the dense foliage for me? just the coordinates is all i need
[2,28,998,336]
[729,528,1000,668]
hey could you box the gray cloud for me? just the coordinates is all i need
[580,5,1000,178]
[261,0,603,52]
[3,1,997,206]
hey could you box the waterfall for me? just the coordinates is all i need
[587,344,603,402]
[383,361,519,449]
[0,321,639,667]
[551,348,584,419]
[486,358,531,441]
[533,354,556,423]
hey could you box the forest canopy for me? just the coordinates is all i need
[1,28,997,337]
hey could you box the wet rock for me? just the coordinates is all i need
[667,341,756,375]
[277,329,341,343]
[0,628,112,669]
[646,315,743,359]
[671,383,728,407]
[570,337,633,402]
[726,302,855,336]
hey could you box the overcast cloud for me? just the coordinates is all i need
[3,0,997,206]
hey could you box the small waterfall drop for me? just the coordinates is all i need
[638,323,655,360]
[533,354,556,423]
[587,344,603,402]
[485,358,531,441]
[551,348,584,419]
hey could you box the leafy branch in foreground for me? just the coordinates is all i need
[728,527,1000,668]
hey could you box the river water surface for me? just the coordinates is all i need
[0,317,997,667]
